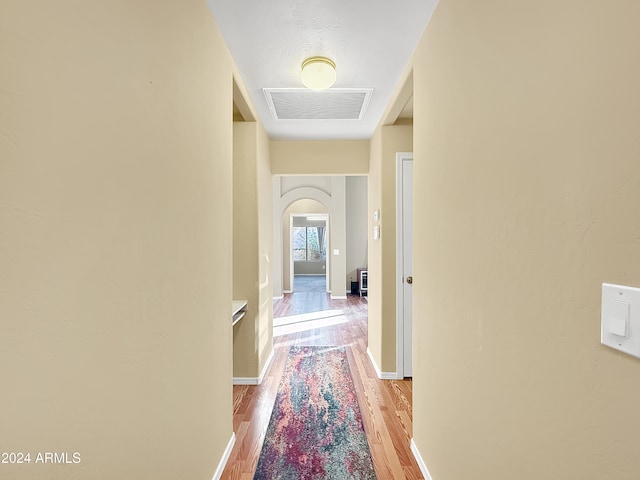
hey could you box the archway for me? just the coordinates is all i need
[272,181,347,299]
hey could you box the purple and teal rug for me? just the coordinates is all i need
[253,346,377,479]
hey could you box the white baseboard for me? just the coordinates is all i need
[211,432,235,480]
[330,295,347,300]
[410,439,433,480]
[283,290,293,294]
[258,348,275,383]
[273,295,284,300]
[366,347,401,380]
[233,348,275,385]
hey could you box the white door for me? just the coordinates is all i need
[402,158,413,377]
[396,153,413,378]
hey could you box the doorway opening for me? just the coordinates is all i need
[291,213,328,293]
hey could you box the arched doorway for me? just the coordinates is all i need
[272,180,347,300]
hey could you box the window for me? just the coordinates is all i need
[293,226,326,261]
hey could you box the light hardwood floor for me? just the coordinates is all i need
[221,293,422,479]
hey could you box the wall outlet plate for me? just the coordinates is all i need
[602,283,640,359]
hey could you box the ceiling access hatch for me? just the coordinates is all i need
[263,88,373,121]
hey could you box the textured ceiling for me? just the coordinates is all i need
[206,0,437,140]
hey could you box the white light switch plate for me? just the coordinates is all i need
[602,283,640,359]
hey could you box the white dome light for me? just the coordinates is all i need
[300,56,336,90]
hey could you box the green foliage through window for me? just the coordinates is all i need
[293,226,326,262]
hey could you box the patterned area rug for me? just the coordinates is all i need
[254,346,377,479]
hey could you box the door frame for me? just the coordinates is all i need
[395,152,413,378]
[289,213,329,293]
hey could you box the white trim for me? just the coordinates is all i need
[289,214,294,293]
[233,348,275,385]
[233,378,258,385]
[396,152,413,379]
[330,295,347,300]
[211,433,235,480]
[273,295,284,300]
[283,290,293,294]
[258,348,275,384]
[410,439,433,480]
[366,347,401,380]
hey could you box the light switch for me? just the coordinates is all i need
[609,301,629,337]
[333,249,339,256]
[601,283,640,358]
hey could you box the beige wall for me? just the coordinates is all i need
[0,1,235,479]
[271,140,369,175]
[346,176,368,289]
[367,125,413,374]
[233,121,273,380]
[329,176,348,298]
[412,0,640,478]
[282,176,332,196]
[256,123,274,375]
[233,122,258,377]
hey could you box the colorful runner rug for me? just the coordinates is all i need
[253,346,377,479]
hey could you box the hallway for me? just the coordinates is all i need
[222,293,420,479]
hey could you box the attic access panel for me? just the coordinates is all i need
[263,88,373,121]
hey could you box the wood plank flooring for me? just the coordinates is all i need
[221,293,421,479]
[292,274,327,292]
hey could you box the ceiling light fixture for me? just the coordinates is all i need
[301,56,336,90]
